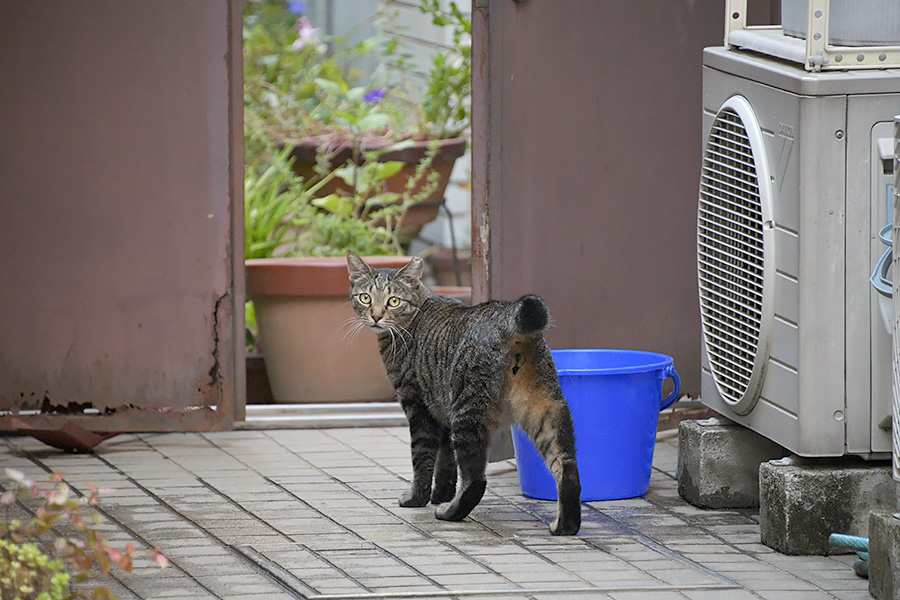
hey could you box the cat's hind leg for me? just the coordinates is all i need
[431,430,457,504]
[526,402,580,535]
[434,402,491,522]
[509,346,581,535]
[399,395,442,508]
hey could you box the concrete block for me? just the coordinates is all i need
[869,509,900,600]
[760,457,895,555]
[489,427,514,462]
[677,417,788,508]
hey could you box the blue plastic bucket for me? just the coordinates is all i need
[511,349,681,501]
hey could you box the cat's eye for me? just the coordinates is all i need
[358,293,372,304]
[387,296,402,308]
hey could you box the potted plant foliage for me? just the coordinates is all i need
[243,0,470,244]
[242,1,471,404]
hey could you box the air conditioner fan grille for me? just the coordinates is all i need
[698,107,766,406]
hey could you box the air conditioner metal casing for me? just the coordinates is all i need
[699,47,900,457]
[893,115,900,480]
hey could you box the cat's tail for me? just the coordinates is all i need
[513,295,550,334]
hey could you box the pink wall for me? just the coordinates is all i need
[473,1,781,396]
[0,1,243,430]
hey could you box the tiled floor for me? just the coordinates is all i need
[0,426,871,600]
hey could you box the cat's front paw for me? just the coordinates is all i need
[399,488,430,507]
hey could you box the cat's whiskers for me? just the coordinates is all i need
[385,326,400,366]
[340,318,369,346]
[392,323,413,348]
[339,315,362,335]
[388,322,415,367]
[353,323,371,345]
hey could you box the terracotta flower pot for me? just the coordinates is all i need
[289,137,467,243]
[245,256,410,404]
[431,285,472,305]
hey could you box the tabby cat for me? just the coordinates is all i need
[346,252,581,535]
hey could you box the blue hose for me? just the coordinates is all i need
[829,533,869,578]
[828,533,868,552]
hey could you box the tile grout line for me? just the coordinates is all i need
[241,433,738,600]
[97,435,313,599]
[153,432,380,598]
[195,430,504,597]
[197,429,446,596]
[322,429,671,596]
[307,582,741,600]
[316,427,595,598]
[632,486,846,599]
[261,429,516,596]
[263,475,451,594]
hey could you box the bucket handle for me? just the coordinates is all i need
[660,365,681,411]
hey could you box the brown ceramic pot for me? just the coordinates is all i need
[288,137,467,243]
[245,256,410,404]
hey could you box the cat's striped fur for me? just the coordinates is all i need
[347,252,581,535]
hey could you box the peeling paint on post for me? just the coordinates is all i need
[471,3,491,305]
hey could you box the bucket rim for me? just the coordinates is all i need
[550,348,673,376]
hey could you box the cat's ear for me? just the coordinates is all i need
[394,256,424,285]
[347,252,374,284]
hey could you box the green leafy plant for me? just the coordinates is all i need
[418,0,471,140]
[308,140,442,256]
[243,0,471,146]
[242,1,468,263]
[244,143,335,259]
[244,135,441,259]
[0,539,69,600]
[1,468,168,600]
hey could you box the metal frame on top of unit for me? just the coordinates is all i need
[725,0,900,71]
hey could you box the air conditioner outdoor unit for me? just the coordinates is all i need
[697,44,900,457]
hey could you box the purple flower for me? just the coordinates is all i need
[285,1,306,14]
[364,89,386,103]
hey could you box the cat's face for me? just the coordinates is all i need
[346,253,425,335]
